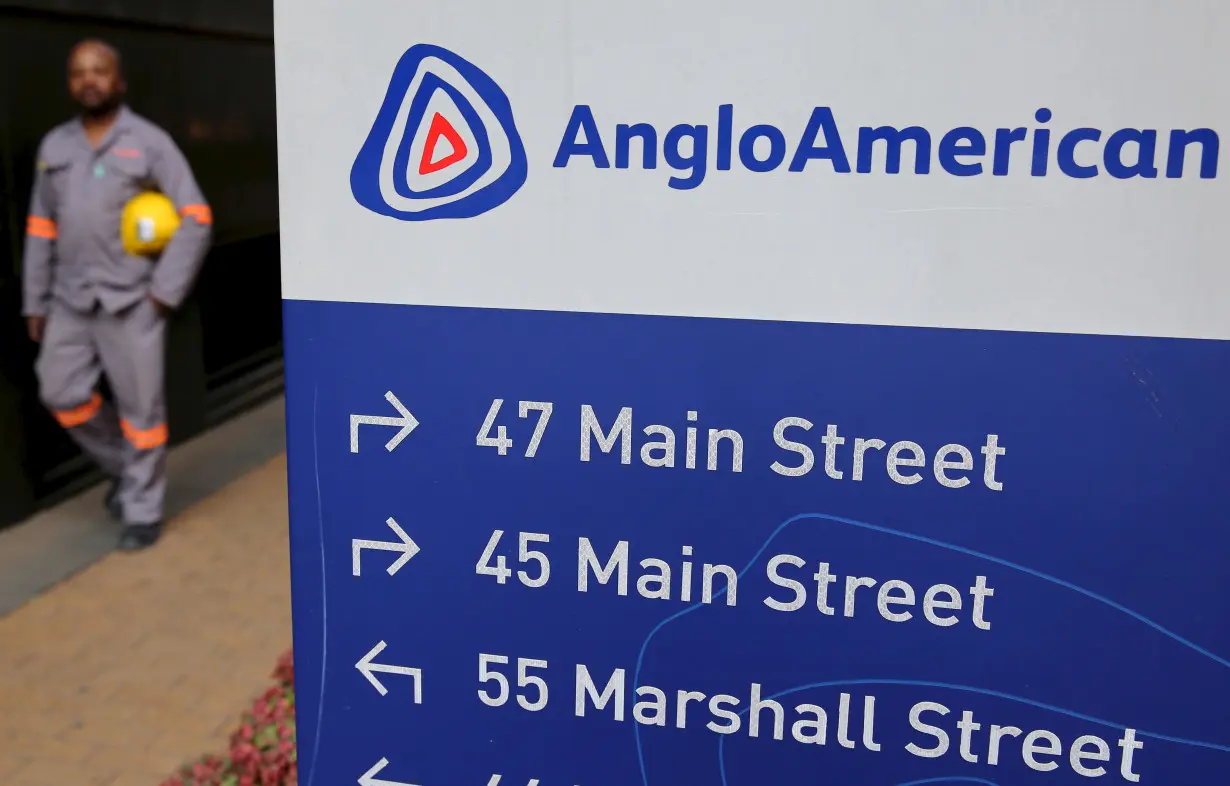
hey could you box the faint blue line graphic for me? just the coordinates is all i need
[631,512,1230,786]
[308,385,328,786]
[893,779,999,786]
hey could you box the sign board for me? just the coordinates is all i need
[275,2,1230,784]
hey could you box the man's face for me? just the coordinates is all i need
[68,44,123,113]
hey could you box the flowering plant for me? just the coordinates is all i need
[161,649,297,786]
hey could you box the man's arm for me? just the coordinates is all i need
[147,131,212,310]
[22,139,58,334]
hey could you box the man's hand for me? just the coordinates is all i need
[27,315,46,343]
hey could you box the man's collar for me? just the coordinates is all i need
[112,104,133,130]
[100,103,133,131]
[77,103,131,131]
[76,104,132,152]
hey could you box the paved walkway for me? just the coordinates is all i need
[0,396,287,618]
[0,443,291,784]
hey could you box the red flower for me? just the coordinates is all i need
[274,649,295,686]
[232,742,259,764]
[164,649,299,785]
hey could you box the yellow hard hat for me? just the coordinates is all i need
[121,191,181,256]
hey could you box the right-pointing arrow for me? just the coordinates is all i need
[359,758,419,786]
[350,391,419,453]
[352,517,420,577]
[356,640,423,701]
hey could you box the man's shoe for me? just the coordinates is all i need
[104,479,123,521]
[118,522,163,551]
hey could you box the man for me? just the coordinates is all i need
[22,39,212,550]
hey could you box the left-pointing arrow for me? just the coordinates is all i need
[353,517,420,577]
[356,641,422,701]
[359,757,419,786]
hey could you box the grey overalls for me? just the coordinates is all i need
[22,105,212,525]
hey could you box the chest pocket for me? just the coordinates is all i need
[38,155,73,213]
[106,148,157,207]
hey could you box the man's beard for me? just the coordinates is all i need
[78,93,121,118]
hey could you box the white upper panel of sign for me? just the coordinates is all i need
[276,0,1230,339]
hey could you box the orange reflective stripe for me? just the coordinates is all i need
[180,204,213,225]
[121,420,168,450]
[54,393,102,428]
[26,215,57,240]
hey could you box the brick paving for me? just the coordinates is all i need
[0,454,292,786]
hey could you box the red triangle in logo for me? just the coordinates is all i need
[419,112,469,175]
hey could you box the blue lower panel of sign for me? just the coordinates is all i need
[283,299,1230,786]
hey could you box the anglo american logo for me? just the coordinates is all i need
[353,45,1220,221]
[351,44,527,221]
